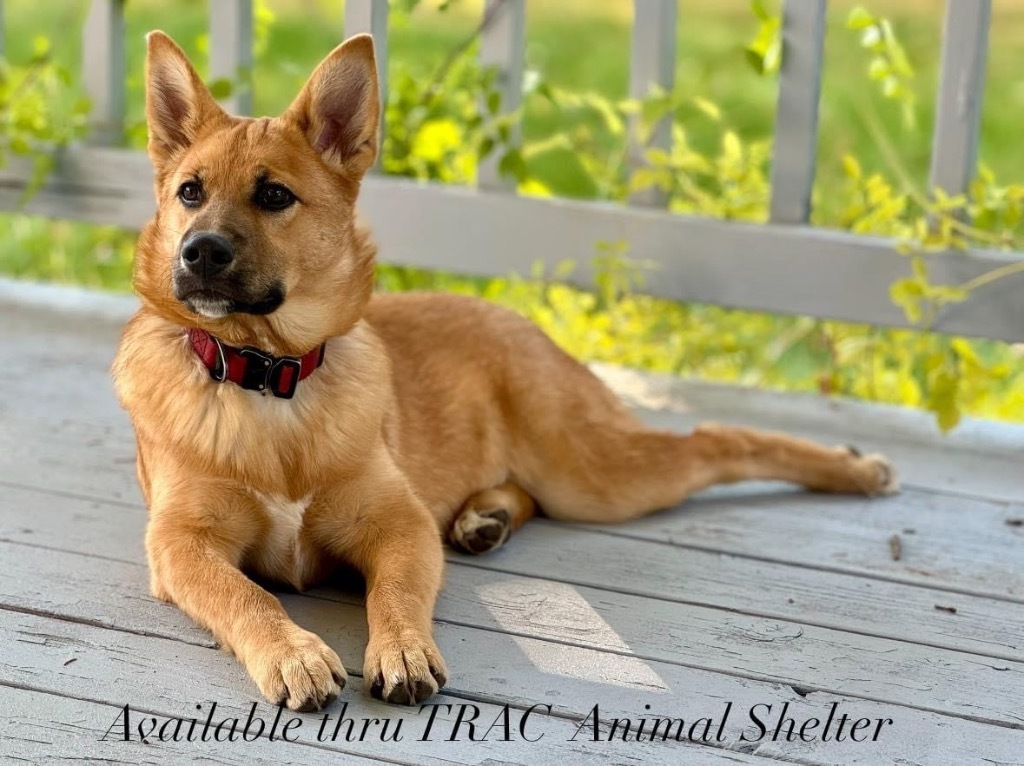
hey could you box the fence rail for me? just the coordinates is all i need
[0,0,1020,342]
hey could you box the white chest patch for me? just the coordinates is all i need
[250,491,313,586]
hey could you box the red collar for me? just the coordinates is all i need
[187,328,325,400]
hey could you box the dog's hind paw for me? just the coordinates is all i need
[839,446,900,496]
[861,452,899,495]
[448,507,511,555]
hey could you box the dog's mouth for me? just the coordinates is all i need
[182,289,232,319]
[176,285,286,319]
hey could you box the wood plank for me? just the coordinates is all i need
[464,520,1024,652]
[5,537,1024,731]
[1,146,1022,340]
[769,0,825,224]
[0,609,773,765]
[580,487,1024,601]
[0,685,389,765]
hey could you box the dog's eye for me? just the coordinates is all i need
[255,184,296,212]
[178,182,203,208]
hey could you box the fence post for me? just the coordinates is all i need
[628,0,676,207]
[768,0,826,225]
[345,0,389,171]
[209,0,254,115]
[478,0,526,191]
[82,0,125,146]
[928,0,991,216]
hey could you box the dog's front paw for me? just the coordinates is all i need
[365,633,448,705]
[245,624,346,712]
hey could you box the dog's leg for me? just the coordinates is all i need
[146,487,346,711]
[314,450,448,705]
[448,481,536,555]
[516,422,897,524]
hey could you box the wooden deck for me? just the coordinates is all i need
[1,279,1023,765]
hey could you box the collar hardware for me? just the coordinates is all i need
[187,328,324,399]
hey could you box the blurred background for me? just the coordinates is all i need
[1,0,1022,428]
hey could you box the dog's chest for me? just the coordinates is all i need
[248,491,318,588]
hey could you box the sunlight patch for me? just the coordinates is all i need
[477,579,669,692]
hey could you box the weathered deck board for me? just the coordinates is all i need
[0,610,777,765]
[581,488,1024,599]
[4,605,1024,765]
[5,478,1024,666]
[2,284,1024,765]
[5,425,1022,605]
[4,536,1024,731]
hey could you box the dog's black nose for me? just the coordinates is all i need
[180,232,234,278]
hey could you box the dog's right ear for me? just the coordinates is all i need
[145,31,228,168]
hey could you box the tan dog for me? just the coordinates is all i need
[112,31,897,712]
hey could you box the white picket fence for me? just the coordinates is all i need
[0,0,1019,341]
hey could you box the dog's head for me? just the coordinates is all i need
[135,31,379,354]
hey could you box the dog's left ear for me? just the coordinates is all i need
[285,34,380,177]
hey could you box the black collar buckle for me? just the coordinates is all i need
[238,346,300,398]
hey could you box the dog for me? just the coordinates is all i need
[112,31,897,712]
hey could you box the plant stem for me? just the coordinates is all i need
[960,260,1024,292]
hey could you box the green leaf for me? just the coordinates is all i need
[643,147,672,166]
[889,278,923,323]
[722,131,743,163]
[628,167,672,193]
[497,148,527,182]
[692,97,722,122]
[9,136,30,154]
[486,90,500,116]
[477,136,495,160]
[868,59,891,80]
[927,365,961,433]
[32,36,51,59]
[208,78,233,99]
[846,7,876,30]
[841,154,862,180]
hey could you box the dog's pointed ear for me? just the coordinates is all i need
[284,34,380,177]
[145,31,228,168]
